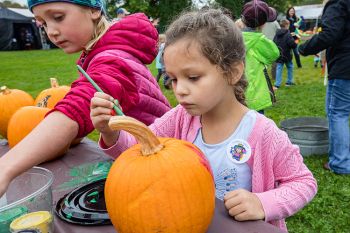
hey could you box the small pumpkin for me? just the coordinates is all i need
[34,78,70,109]
[0,86,34,138]
[7,106,50,148]
[105,116,215,233]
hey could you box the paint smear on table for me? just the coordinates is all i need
[57,160,112,191]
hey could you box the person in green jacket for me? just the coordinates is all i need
[241,0,280,114]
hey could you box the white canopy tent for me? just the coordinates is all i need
[294,4,324,30]
[294,4,324,20]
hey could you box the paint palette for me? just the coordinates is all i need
[55,178,111,225]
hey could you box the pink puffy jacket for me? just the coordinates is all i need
[49,13,171,137]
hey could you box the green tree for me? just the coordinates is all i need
[213,0,245,19]
[0,0,26,8]
[158,0,192,32]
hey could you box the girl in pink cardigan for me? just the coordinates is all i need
[91,8,317,232]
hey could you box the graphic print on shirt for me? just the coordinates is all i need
[215,168,238,200]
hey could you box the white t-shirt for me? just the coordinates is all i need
[193,110,257,200]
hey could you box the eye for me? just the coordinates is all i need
[53,15,64,22]
[189,76,199,81]
[166,75,177,84]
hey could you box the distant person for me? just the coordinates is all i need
[262,20,280,80]
[298,16,306,31]
[273,19,297,89]
[262,20,280,41]
[113,7,130,22]
[286,7,302,68]
[155,34,166,83]
[299,0,350,175]
[24,30,34,50]
[0,0,170,197]
[241,0,280,114]
[91,8,317,232]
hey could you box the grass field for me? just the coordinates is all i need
[1,49,350,232]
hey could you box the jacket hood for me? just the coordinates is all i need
[243,32,268,51]
[275,29,289,38]
[82,13,158,66]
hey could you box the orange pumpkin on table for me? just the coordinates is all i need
[0,86,34,139]
[34,78,70,109]
[105,116,215,233]
[7,106,50,148]
[6,105,73,157]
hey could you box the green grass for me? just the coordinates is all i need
[1,49,350,232]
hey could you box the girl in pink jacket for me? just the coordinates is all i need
[0,0,170,198]
[91,8,317,232]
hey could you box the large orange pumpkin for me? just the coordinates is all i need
[34,78,70,109]
[0,86,34,138]
[105,116,215,233]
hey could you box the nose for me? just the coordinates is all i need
[46,24,59,39]
[174,79,189,97]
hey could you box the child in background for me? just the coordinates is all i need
[0,0,170,196]
[91,8,317,231]
[155,34,166,83]
[314,53,322,68]
[313,27,324,68]
[273,19,298,89]
[241,0,280,114]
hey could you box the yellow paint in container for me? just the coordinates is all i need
[10,211,52,233]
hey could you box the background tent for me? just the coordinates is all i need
[294,4,324,31]
[0,7,42,50]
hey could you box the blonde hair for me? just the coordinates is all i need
[85,13,110,51]
[158,34,166,43]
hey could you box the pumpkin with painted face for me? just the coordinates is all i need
[34,78,70,109]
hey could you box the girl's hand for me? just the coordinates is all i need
[90,92,120,147]
[223,189,265,221]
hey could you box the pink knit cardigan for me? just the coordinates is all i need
[101,105,317,232]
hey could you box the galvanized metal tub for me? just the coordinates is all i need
[280,117,328,156]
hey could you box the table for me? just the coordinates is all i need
[0,139,284,233]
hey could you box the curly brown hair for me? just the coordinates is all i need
[164,8,248,105]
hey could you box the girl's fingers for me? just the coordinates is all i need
[91,106,113,117]
[228,204,246,219]
[91,96,114,109]
[233,210,250,221]
[93,91,113,100]
[224,196,241,210]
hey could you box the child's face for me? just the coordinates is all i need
[163,38,237,117]
[33,2,100,54]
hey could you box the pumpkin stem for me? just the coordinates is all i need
[50,78,59,88]
[108,116,163,156]
[0,86,10,95]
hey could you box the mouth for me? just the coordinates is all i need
[180,102,195,108]
[55,40,67,47]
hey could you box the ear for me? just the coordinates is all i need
[91,8,102,20]
[227,61,244,86]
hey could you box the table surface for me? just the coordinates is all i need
[0,139,284,233]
